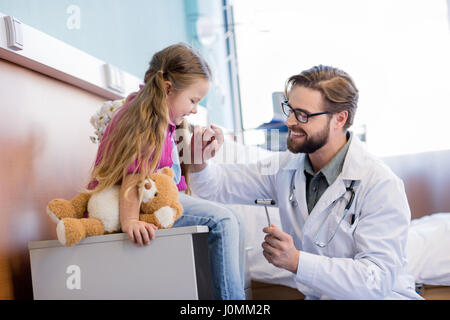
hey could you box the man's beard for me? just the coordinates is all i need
[287,119,331,154]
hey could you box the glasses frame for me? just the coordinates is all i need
[281,100,330,124]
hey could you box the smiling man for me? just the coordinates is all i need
[189,65,422,300]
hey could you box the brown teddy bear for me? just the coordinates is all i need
[46,167,183,247]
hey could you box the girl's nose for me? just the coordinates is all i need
[191,105,198,115]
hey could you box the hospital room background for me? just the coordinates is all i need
[0,0,449,300]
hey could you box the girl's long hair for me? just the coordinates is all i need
[88,43,211,200]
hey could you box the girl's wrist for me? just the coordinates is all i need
[121,218,140,230]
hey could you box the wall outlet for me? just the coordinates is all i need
[104,63,125,94]
[4,16,24,50]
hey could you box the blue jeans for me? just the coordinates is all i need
[173,192,245,300]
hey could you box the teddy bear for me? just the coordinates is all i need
[46,167,183,247]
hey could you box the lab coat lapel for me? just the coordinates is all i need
[294,168,310,221]
[283,154,310,222]
[310,178,347,217]
[340,133,367,181]
[309,134,366,217]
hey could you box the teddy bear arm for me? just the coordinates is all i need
[172,202,183,220]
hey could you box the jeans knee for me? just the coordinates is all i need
[212,208,241,233]
[226,208,245,240]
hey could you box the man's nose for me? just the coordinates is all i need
[285,113,298,127]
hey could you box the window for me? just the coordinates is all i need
[233,0,450,157]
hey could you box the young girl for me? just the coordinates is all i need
[87,43,245,300]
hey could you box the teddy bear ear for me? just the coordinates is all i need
[161,167,175,178]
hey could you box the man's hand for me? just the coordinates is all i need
[262,224,300,274]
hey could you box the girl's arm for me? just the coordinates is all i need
[120,174,158,246]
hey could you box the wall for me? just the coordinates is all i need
[0,0,240,131]
[0,0,189,79]
[0,59,105,299]
[383,150,450,220]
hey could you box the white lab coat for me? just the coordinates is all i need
[189,134,423,300]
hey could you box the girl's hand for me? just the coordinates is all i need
[191,124,224,171]
[122,219,158,246]
[203,124,224,160]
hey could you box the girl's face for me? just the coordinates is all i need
[166,79,210,125]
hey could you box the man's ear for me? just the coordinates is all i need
[164,81,173,96]
[334,110,348,130]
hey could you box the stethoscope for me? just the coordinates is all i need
[289,171,356,248]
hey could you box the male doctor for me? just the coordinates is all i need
[189,65,422,300]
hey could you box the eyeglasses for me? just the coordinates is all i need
[281,100,330,124]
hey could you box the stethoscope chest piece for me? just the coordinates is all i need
[315,241,326,248]
[290,198,298,207]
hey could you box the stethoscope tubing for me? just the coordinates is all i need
[289,170,356,247]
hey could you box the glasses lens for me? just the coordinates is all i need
[297,110,308,123]
[281,102,292,117]
[282,102,309,123]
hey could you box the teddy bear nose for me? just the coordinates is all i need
[154,192,158,197]
[145,183,151,190]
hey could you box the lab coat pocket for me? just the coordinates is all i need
[327,206,358,256]
[337,209,359,233]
